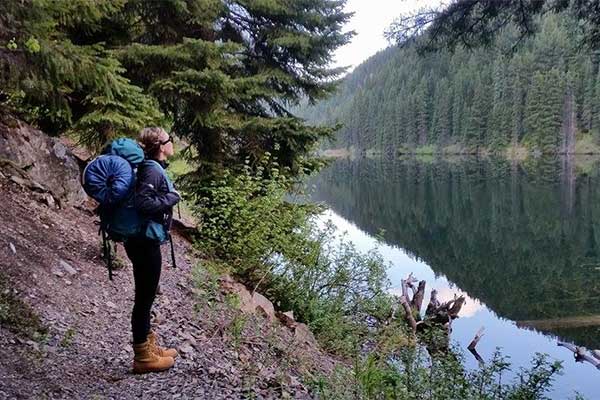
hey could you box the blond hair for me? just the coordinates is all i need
[139,127,168,158]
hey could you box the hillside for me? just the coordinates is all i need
[0,119,337,399]
[300,13,600,156]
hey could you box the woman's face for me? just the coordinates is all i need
[158,131,175,160]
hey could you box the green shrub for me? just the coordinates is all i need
[192,157,395,354]
[313,348,563,400]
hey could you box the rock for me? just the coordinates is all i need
[276,311,296,329]
[9,242,16,254]
[252,292,275,322]
[293,323,317,348]
[0,119,86,206]
[9,175,27,187]
[37,193,55,208]
[59,260,77,276]
[220,276,254,314]
[180,332,195,342]
[25,340,40,352]
[179,343,194,355]
[220,274,276,321]
[51,267,65,277]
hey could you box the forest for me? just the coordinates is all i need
[300,13,600,156]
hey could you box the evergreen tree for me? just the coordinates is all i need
[1,0,353,180]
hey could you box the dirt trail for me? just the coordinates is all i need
[0,173,332,399]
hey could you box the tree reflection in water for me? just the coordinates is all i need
[311,155,600,349]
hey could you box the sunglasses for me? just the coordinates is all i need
[159,135,173,145]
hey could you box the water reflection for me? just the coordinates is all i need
[311,156,600,350]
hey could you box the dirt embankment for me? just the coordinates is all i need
[0,123,339,399]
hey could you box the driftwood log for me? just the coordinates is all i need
[398,274,465,342]
[467,327,485,365]
[557,342,600,369]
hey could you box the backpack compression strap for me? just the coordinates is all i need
[101,228,114,280]
[169,232,177,269]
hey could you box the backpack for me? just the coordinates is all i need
[82,138,177,280]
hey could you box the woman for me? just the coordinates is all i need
[125,127,180,373]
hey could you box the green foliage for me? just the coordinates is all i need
[193,157,394,354]
[313,348,562,399]
[387,0,600,52]
[1,0,350,173]
[0,0,161,143]
[0,272,46,340]
[59,327,77,348]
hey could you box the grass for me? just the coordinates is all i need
[574,133,600,154]
[60,327,76,347]
[0,271,46,340]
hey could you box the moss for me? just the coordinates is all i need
[0,272,46,339]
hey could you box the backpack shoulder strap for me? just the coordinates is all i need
[141,159,174,191]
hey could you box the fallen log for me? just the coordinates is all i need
[468,327,485,365]
[425,289,440,317]
[411,280,426,313]
[557,342,600,369]
[468,327,485,350]
[400,295,417,334]
[426,295,465,325]
[401,273,418,299]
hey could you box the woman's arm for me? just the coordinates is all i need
[134,165,180,214]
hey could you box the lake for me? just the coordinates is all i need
[310,156,600,399]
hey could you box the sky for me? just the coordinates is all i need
[333,0,440,71]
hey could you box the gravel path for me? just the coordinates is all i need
[0,174,337,399]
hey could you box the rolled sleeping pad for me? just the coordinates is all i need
[82,155,134,205]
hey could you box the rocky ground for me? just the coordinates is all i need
[0,129,340,399]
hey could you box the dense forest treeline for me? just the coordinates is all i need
[311,156,600,348]
[300,14,600,155]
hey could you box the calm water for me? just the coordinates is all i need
[311,156,600,400]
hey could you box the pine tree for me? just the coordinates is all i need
[1,0,161,145]
[2,0,353,179]
[466,77,490,151]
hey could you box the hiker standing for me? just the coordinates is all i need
[126,127,180,373]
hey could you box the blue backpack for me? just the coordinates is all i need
[82,138,176,279]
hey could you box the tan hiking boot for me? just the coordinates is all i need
[148,331,178,359]
[132,340,174,374]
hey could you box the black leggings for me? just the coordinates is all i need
[124,237,162,344]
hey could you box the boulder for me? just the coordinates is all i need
[0,118,86,206]
[219,275,254,314]
[276,311,296,329]
[219,275,276,322]
[293,323,318,348]
[251,292,275,322]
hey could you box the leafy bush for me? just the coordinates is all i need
[191,157,395,354]
[313,348,563,400]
